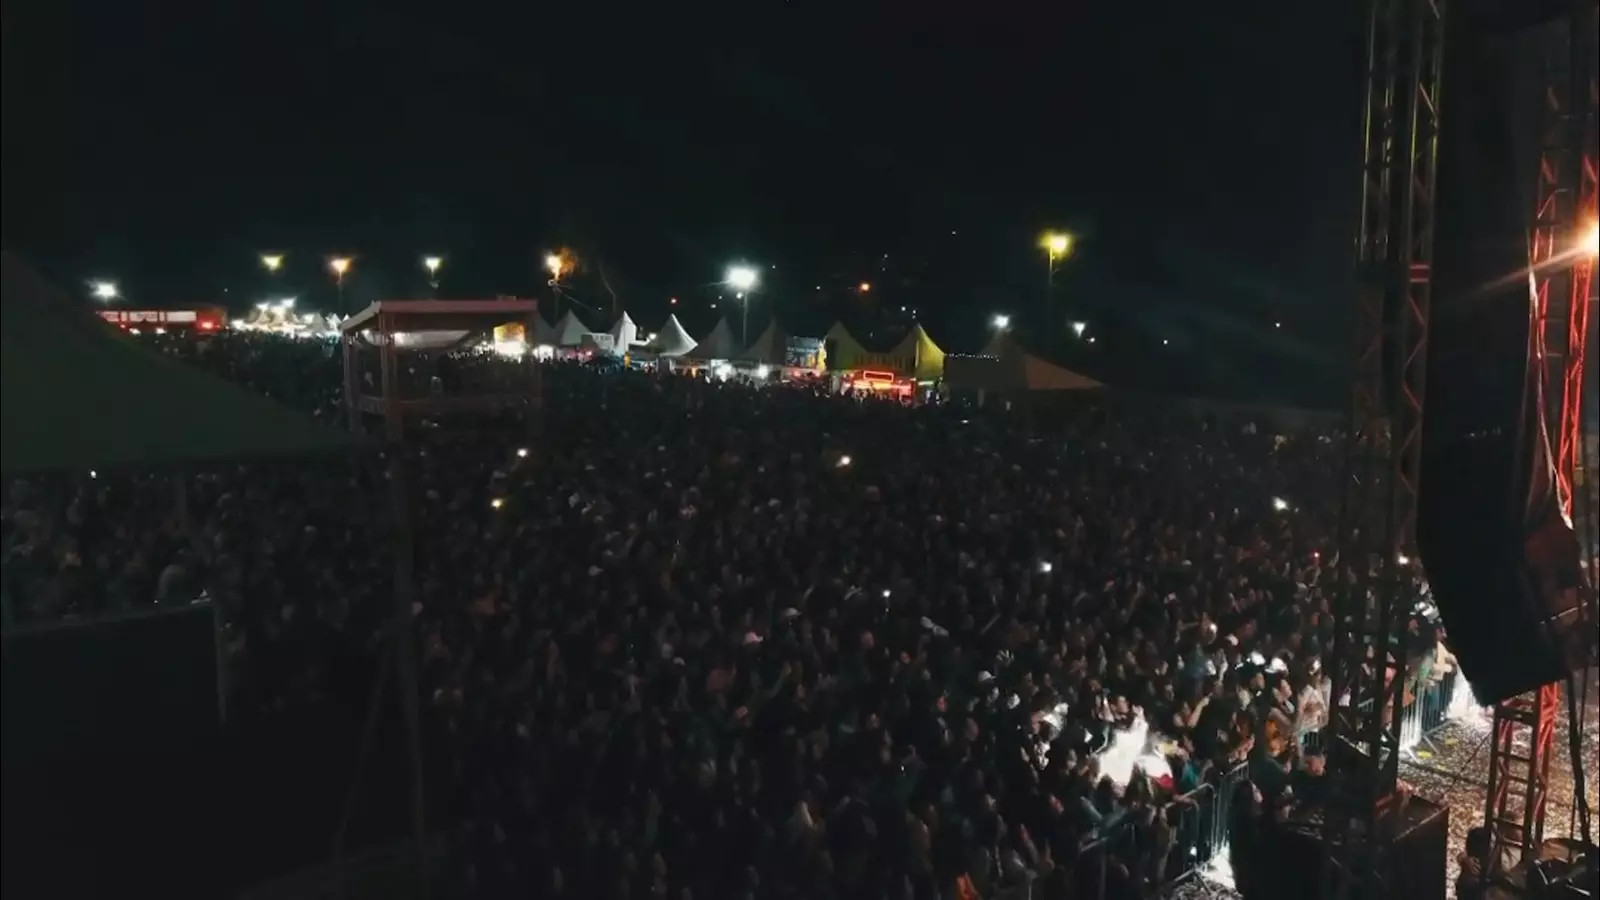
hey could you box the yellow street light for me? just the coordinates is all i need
[858,281,872,293]
[1040,232,1074,327]
[260,254,284,272]
[545,254,566,278]
[423,256,443,274]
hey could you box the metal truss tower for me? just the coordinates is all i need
[1322,0,1445,897]
[1484,0,1599,872]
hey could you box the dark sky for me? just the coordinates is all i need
[3,3,1366,386]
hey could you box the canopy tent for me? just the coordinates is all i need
[609,312,639,351]
[945,331,1103,393]
[551,310,590,347]
[742,320,790,364]
[303,312,333,334]
[689,317,738,360]
[647,314,697,357]
[889,324,947,380]
[530,312,557,345]
[823,322,945,379]
[823,322,870,370]
[1,253,363,476]
[242,307,265,327]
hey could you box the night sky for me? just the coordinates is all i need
[3,3,1368,397]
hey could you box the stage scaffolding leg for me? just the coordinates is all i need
[1483,685,1561,870]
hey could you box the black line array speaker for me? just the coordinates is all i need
[1414,8,1596,706]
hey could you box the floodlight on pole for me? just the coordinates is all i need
[329,257,352,312]
[725,265,760,346]
[423,256,443,294]
[1040,231,1074,328]
[992,313,1011,330]
[90,280,119,302]
[260,254,284,273]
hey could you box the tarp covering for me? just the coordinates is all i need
[551,310,590,347]
[945,332,1102,392]
[823,322,870,371]
[530,312,556,345]
[890,324,946,380]
[1,253,363,475]
[742,320,789,364]
[609,312,638,351]
[824,322,945,378]
[690,318,738,360]
[647,315,696,357]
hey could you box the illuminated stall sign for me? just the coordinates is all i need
[97,309,223,331]
[841,368,914,398]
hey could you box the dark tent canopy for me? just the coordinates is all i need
[1,253,363,476]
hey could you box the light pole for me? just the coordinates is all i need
[1041,232,1072,330]
[329,257,352,313]
[726,264,759,347]
[423,256,443,295]
[260,254,284,274]
[992,313,1011,331]
[545,253,568,318]
[90,280,120,303]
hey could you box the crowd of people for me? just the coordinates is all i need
[2,331,1448,899]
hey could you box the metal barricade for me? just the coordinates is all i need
[1160,762,1249,889]
[1300,675,1454,759]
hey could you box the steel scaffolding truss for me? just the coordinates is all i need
[1485,685,1563,867]
[1483,2,1599,874]
[1529,9,1596,514]
[1322,0,1445,897]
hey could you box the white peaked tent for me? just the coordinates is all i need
[242,307,265,327]
[529,312,556,345]
[552,309,590,347]
[304,313,332,333]
[648,314,697,357]
[690,317,738,360]
[742,320,789,364]
[609,312,639,350]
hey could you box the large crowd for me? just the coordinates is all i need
[1,331,1453,899]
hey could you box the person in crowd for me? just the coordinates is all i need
[1456,826,1494,900]
[2,332,1451,898]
